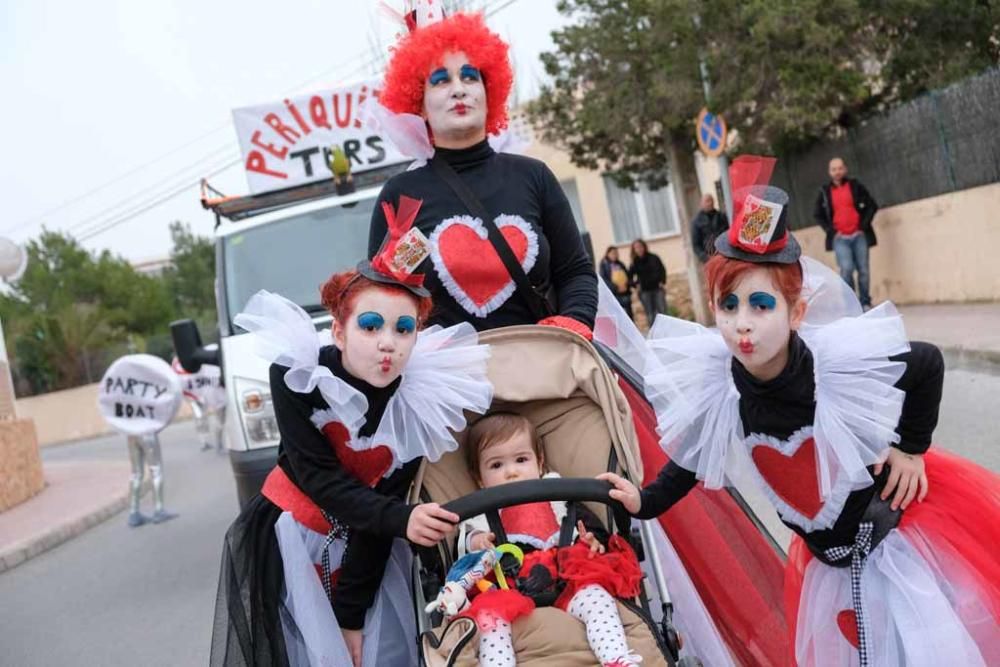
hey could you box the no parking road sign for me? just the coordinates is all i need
[696,108,727,157]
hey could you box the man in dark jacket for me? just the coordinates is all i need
[691,194,729,263]
[628,238,667,324]
[813,157,879,308]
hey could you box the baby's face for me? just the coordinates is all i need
[477,431,543,488]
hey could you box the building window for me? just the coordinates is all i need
[602,176,679,244]
[559,178,586,230]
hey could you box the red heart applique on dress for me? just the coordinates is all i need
[321,422,393,488]
[751,436,823,518]
[836,609,860,648]
[431,215,538,317]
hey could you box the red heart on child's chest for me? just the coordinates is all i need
[751,436,823,519]
[836,609,860,648]
[321,422,392,488]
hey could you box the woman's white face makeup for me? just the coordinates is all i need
[422,51,487,148]
[712,267,800,380]
[333,288,419,388]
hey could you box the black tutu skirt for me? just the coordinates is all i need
[210,494,289,667]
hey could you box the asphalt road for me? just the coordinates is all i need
[0,362,997,666]
[0,420,239,667]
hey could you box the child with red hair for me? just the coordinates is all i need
[601,156,1000,666]
[211,202,493,666]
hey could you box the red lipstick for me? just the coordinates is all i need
[738,340,754,354]
[452,103,467,115]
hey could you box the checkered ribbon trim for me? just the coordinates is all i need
[319,510,351,603]
[824,521,875,666]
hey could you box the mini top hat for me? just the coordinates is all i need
[714,155,801,264]
[362,194,431,297]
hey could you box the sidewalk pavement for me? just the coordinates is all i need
[2,303,998,575]
[0,460,130,574]
[898,302,1000,367]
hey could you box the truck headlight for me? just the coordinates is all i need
[234,377,280,445]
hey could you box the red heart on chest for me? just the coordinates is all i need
[751,436,823,519]
[321,422,392,488]
[432,215,537,316]
[836,609,860,648]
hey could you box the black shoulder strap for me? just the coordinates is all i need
[429,154,552,320]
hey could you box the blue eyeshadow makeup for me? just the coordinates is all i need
[428,68,449,85]
[721,294,739,311]
[357,312,385,331]
[396,316,416,334]
[749,292,778,310]
[459,64,481,81]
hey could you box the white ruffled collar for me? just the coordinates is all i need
[235,291,493,473]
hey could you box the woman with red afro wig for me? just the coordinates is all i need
[380,12,512,137]
[367,10,598,339]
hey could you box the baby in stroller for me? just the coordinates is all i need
[416,325,685,667]
[450,412,644,667]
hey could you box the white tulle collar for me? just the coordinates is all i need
[235,291,493,472]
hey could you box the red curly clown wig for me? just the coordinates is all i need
[320,270,433,327]
[379,12,513,136]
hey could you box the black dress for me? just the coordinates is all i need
[210,347,419,667]
[367,140,597,330]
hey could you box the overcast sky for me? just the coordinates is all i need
[0,0,570,263]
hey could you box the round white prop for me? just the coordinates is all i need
[0,238,27,281]
[98,354,182,436]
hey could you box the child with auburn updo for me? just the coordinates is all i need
[211,201,493,667]
[601,156,1000,666]
[452,412,643,667]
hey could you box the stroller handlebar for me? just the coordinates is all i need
[441,478,619,522]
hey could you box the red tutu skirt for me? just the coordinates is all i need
[784,449,1000,666]
[461,588,535,632]
[459,534,642,629]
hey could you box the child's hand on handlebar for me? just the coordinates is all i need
[407,503,459,547]
[469,530,496,552]
[597,472,642,515]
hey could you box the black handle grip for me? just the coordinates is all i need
[441,478,617,522]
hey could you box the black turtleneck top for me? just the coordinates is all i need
[271,345,421,629]
[367,140,598,330]
[636,335,945,555]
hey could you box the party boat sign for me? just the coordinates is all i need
[232,80,411,195]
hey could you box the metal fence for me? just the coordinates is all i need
[770,67,1000,230]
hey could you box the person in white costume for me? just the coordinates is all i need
[602,156,1000,666]
[209,200,493,667]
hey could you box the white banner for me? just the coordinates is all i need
[98,354,182,436]
[232,80,411,195]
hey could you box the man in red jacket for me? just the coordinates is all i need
[813,157,879,308]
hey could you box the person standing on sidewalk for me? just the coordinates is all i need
[599,246,634,320]
[691,194,729,264]
[814,157,879,308]
[628,238,667,323]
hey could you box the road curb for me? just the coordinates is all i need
[940,345,1000,372]
[0,490,129,575]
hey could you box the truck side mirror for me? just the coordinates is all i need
[171,319,221,372]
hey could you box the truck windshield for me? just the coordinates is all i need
[222,197,377,330]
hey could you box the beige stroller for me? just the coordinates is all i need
[412,326,692,667]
